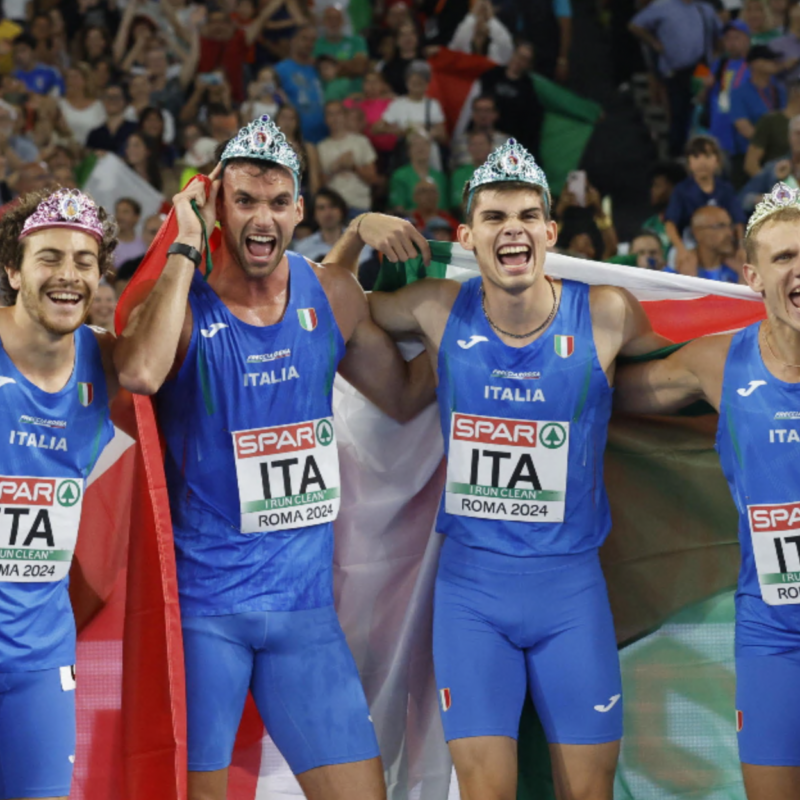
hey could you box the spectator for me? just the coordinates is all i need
[318,100,377,215]
[12,33,64,96]
[741,0,781,45]
[410,178,458,237]
[449,0,514,66]
[478,42,544,159]
[180,70,234,125]
[450,94,510,168]
[140,107,177,166]
[77,25,112,66]
[30,12,57,67]
[292,187,369,265]
[124,131,162,191]
[344,70,397,158]
[389,131,448,213]
[207,104,240,145]
[241,65,286,120]
[145,42,199,120]
[555,183,619,260]
[745,75,800,176]
[450,129,492,213]
[45,9,70,72]
[629,0,721,157]
[740,114,800,212]
[374,60,448,170]
[113,197,147,269]
[86,83,138,154]
[641,160,687,256]
[58,63,106,146]
[705,20,751,157]
[93,57,117,94]
[115,212,164,295]
[88,280,117,329]
[179,136,221,187]
[690,206,741,282]
[275,25,328,143]
[275,103,322,198]
[113,8,160,72]
[124,73,177,145]
[424,216,457,241]
[730,45,786,185]
[313,6,369,95]
[630,231,668,270]
[380,22,422,96]
[771,3,800,83]
[317,54,352,102]
[252,0,309,65]
[665,136,745,272]
[0,99,38,164]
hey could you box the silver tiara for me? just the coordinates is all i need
[466,138,549,202]
[221,115,301,179]
[746,182,800,237]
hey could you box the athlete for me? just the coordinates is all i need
[323,140,667,800]
[113,115,435,800]
[615,181,800,800]
[0,188,117,799]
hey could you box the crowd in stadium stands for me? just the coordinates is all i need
[0,0,796,309]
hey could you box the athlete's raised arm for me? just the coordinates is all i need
[115,166,222,395]
[614,334,731,414]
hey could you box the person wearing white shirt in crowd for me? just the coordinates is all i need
[318,99,378,215]
[58,63,106,146]
[113,196,147,269]
[449,0,514,65]
[374,60,447,171]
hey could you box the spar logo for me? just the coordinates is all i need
[453,413,537,446]
[316,419,334,446]
[0,477,56,505]
[57,480,81,507]
[749,501,800,531]
[540,423,567,449]
[234,421,317,459]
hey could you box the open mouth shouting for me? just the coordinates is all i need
[245,233,277,264]
[789,286,800,310]
[496,242,533,273]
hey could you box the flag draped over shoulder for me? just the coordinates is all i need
[72,182,765,800]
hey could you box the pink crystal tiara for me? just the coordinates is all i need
[19,188,104,243]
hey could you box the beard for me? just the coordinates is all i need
[18,279,91,336]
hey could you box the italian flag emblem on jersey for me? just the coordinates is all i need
[554,335,574,359]
[297,308,318,331]
[77,382,93,406]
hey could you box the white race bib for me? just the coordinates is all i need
[445,413,569,523]
[0,475,84,582]
[232,417,340,533]
[748,501,800,605]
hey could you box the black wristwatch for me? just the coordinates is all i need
[167,242,202,268]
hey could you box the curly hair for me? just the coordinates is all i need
[0,189,117,306]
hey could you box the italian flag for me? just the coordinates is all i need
[553,335,574,359]
[77,382,93,407]
[65,174,764,800]
[297,308,318,332]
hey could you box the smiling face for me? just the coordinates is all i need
[458,186,557,293]
[89,282,116,329]
[8,228,101,335]
[218,162,303,278]
[745,210,800,330]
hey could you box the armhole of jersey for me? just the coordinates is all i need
[436,280,471,379]
[715,329,742,456]
[580,282,614,395]
[170,286,200,387]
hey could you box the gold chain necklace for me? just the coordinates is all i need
[481,278,558,340]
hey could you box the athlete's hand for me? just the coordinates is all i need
[172,162,222,245]
[356,213,432,266]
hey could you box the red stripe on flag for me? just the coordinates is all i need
[642,295,765,341]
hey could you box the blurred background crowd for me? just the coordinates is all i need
[0,0,787,325]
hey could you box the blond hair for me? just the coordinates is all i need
[744,206,800,263]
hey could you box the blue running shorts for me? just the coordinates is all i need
[736,651,800,766]
[0,666,76,799]
[182,605,379,774]
[434,538,622,744]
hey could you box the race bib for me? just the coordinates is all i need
[0,475,84,583]
[445,413,569,523]
[748,501,800,605]
[232,417,340,533]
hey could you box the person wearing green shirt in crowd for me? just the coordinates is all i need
[744,78,800,177]
[450,130,493,215]
[741,0,783,45]
[389,130,447,213]
[641,160,687,258]
[313,6,369,95]
[317,54,353,101]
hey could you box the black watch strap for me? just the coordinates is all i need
[167,242,202,269]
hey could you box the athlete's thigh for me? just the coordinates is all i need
[182,614,254,772]
[296,756,385,800]
[525,555,622,746]
[433,567,527,740]
[549,741,619,800]
[737,653,800,770]
[448,735,517,800]
[250,606,379,776]
[0,667,75,800]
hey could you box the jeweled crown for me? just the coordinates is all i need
[466,138,549,209]
[221,114,301,180]
[19,188,104,243]
[746,181,800,237]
